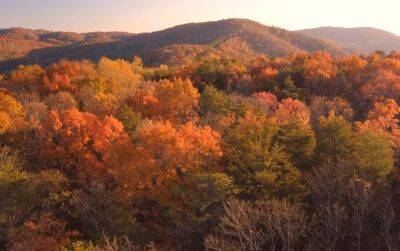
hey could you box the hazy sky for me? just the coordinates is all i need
[1,0,400,35]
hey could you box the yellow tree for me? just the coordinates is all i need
[154,78,200,123]
[96,57,142,97]
[0,92,24,133]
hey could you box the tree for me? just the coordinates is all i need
[154,78,200,123]
[199,85,230,120]
[7,65,44,93]
[126,78,200,123]
[307,162,376,251]
[193,58,246,91]
[117,120,222,198]
[361,69,400,104]
[276,98,310,125]
[250,92,279,116]
[80,91,119,117]
[0,147,72,249]
[41,60,96,95]
[314,113,393,184]
[272,120,316,170]
[113,120,225,247]
[32,109,142,241]
[96,57,142,98]
[115,104,141,139]
[363,99,400,149]
[310,96,354,126]
[44,91,78,111]
[302,52,337,95]
[125,90,160,120]
[279,76,300,99]
[37,108,130,182]
[314,113,353,163]
[0,92,24,133]
[352,129,393,183]
[205,199,307,251]
[222,111,304,200]
[10,213,76,251]
[250,66,279,94]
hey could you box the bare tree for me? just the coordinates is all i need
[258,199,307,251]
[205,199,307,251]
[308,202,348,251]
[205,199,266,251]
[376,191,397,251]
[306,161,375,251]
[101,235,158,251]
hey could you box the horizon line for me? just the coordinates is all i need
[1,18,399,36]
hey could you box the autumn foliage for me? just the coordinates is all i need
[37,108,130,181]
[1,51,400,250]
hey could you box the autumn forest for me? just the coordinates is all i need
[2,18,400,251]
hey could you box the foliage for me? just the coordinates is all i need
[0,50,400,249]
[0,92,24,133]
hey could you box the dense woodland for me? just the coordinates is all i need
[1,49,400,250]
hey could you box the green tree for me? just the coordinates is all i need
[199,85,231,126]
[280,76,300,99]
[222,112,304,201]
[116,104,141,139]
[200,85,230,116]
[352,129,393,183]
[273,120,316,170]
[314,114,353,163]
[0,148,70,249]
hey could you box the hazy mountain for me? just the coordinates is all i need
[0,27,132,62]
[297,27,400,53]
[0,19,350,71]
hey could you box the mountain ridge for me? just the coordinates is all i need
[0,19,390,72]
[297,26,400,53]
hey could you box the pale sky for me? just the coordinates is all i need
[1,0,400,35]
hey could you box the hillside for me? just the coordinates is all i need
[0,19,349,71]
[297,26,400,53]
[0,27,131,61]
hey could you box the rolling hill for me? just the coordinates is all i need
[0,19,351,71]
[297,27,400,53]
[0,27,131,61]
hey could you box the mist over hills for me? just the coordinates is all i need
[297,26,400,53]
[1,19,400,72]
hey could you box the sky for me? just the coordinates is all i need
[1,0,400,35]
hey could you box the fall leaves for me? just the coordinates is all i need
[38,108,130,181]
[117,121,222,199]
[0,92,24,133]
[126,78,199,123]
[1,50,400,249]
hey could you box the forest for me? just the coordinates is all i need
[1,50,400,250]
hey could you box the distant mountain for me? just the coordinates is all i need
[297,27,400,53]
[0,27,132,61]
[0,19,350,71]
